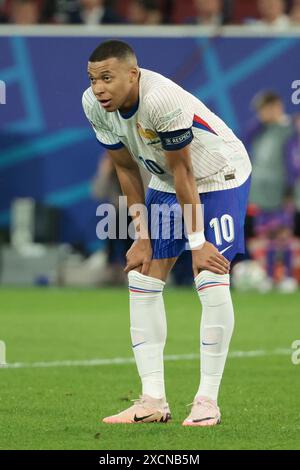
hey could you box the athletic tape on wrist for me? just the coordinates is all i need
[188,231,206,249]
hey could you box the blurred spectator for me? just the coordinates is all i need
[9,0,40,24]
[0,11,8,22]
[0,0,8,22]
[187,0,224,26]
[249,91,293,212]
[247,91,297,291]
[248,0,290,29]
[232,0,259,24]
[286,114,300,236]
[127,0,162,24]
[290,0,300,24]
[40,0,64,23]
[40,0,74,24]
[69,0,123,24]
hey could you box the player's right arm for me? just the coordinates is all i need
[106,146,145,212]
[82,89,152,273]
[107,146,152,275]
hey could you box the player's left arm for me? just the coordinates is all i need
[164,145,229,276]
[146,86,228,275]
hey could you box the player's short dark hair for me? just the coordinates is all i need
[252,91,282,111]
[89,40,136,63]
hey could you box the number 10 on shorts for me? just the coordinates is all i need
[210,215,235,246]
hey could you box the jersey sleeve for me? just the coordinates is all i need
[82,90,124,150]
[145,86,194,151]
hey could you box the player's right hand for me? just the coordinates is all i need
[124,238,153,276]
[192,241,230,277]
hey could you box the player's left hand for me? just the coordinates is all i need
[192,241,230,277]
[124,238,153,275]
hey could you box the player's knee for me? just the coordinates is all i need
[128,270,166,292]
[195,270,231,307]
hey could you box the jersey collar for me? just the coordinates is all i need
[119,97,139,120]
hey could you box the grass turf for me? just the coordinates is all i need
[0,288,300,450]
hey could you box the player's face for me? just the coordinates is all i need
[88,58,139,113]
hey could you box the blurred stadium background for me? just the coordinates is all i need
[1,0,300,451]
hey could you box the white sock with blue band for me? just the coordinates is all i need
[128,270,167,399]
[195,270,234,402]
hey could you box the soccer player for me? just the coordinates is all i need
[82,40,252,426]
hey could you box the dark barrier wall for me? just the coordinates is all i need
[0,35,299,251]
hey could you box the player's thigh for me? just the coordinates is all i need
[146,188,186,273]
[202,179,251,261]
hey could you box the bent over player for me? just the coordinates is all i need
[82,40,252,426]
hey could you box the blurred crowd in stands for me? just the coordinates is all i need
[244,92,300,292]
[1,0,300,28]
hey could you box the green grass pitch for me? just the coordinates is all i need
[0,287,299,450]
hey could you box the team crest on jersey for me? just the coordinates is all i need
[137,123,160,145]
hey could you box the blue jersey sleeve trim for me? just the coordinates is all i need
[98,141,124,150]
[157,128,193,151]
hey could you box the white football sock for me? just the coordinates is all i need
[194,270,234,403]
[128,270,167,400]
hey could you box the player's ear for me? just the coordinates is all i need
[129,67,139,83]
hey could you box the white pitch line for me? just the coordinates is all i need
[0,348,291,370]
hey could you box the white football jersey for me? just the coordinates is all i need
[82,68,252,194]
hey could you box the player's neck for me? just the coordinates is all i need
[119,73,140,114]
